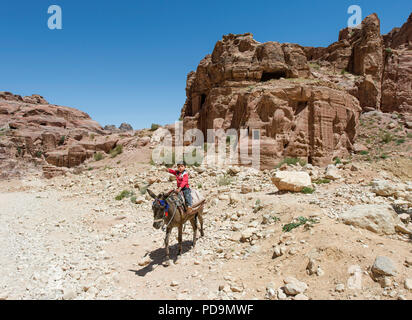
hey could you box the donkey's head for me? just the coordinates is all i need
[147,189,169,229]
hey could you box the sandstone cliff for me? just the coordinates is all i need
[181,13,412,167]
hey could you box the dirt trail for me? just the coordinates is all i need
[1,161,411,300]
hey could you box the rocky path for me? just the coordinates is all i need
[0,158,411,300]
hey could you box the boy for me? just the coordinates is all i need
[167,161,193,214]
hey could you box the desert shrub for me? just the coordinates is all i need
[313,178,331,185]
[218,174,233,186]
[115,190,134,201]
[197,183,202,189]
[381,132,393,144]
[396,138,405,145]
[276,157,306,168]
[308,62,320,70]
[35,151,43,158]
[150,123,160,131]
[269,215,280,223]
[253,199,264,213]
[282,216,318,232]
[385,47,393,55]
[94,152,104,161]
[360,150,369,155]
[380,153,389,159]
[58,135,65,146]
[139,183,149,195]
[333,157,342,165]
[301,187,315,194]
[110,145,123,158]
[0,128,8,137]
[130,195,137,204]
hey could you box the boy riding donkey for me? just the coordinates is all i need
[166,161,193,215]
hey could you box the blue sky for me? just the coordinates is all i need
[0,1,411,129]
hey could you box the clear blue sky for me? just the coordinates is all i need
[0,1,410,129]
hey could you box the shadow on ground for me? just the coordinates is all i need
[129,240,193,277]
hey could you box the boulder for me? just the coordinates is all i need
[371,256,397,279]
[271,171,312,192]
[324,165,341,180]
[370,180,404,197]
[340,204,401,235]
[283,277,308,296]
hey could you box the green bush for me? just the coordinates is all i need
[35,151,43,158]
[94,152,104,161]
[110,145,123,158]
[282,216,318,232]
[115,190,134,201]
[360,150,369,155]
[333,157,342,165]
[276,157,307,168]
[381,132,393,144]
[58,135,65,146]
[301,187,315,194]
[396,138,405,145]
[313,178,331,185]
[150,123,160,131]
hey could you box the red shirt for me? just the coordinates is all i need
[168,169,190,189]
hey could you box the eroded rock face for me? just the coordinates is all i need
[381,13,412,113]
[305,14,384,111]
[306,13,412,114]
[181,34,361,167]
[180,13,412,168]
[0,92,119,178]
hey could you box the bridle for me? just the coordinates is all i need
[153,199,169,223]
[152,196,178,231]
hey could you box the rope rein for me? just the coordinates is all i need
[162,198,178,232]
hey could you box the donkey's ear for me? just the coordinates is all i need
[147,189,157,199]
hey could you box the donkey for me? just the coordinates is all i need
[147,189,204,265]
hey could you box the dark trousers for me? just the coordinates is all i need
[182,187,192,207]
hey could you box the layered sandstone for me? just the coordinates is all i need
[0,92,118,178]
[181,13,412,167]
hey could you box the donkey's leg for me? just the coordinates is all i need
[198,213,204,237]
[164,228,171,265]
[190,216,198,247]
[177,225,183,256]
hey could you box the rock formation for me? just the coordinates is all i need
[0,92,119,178]
[180,13,412,167]
[104,123,134,133]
